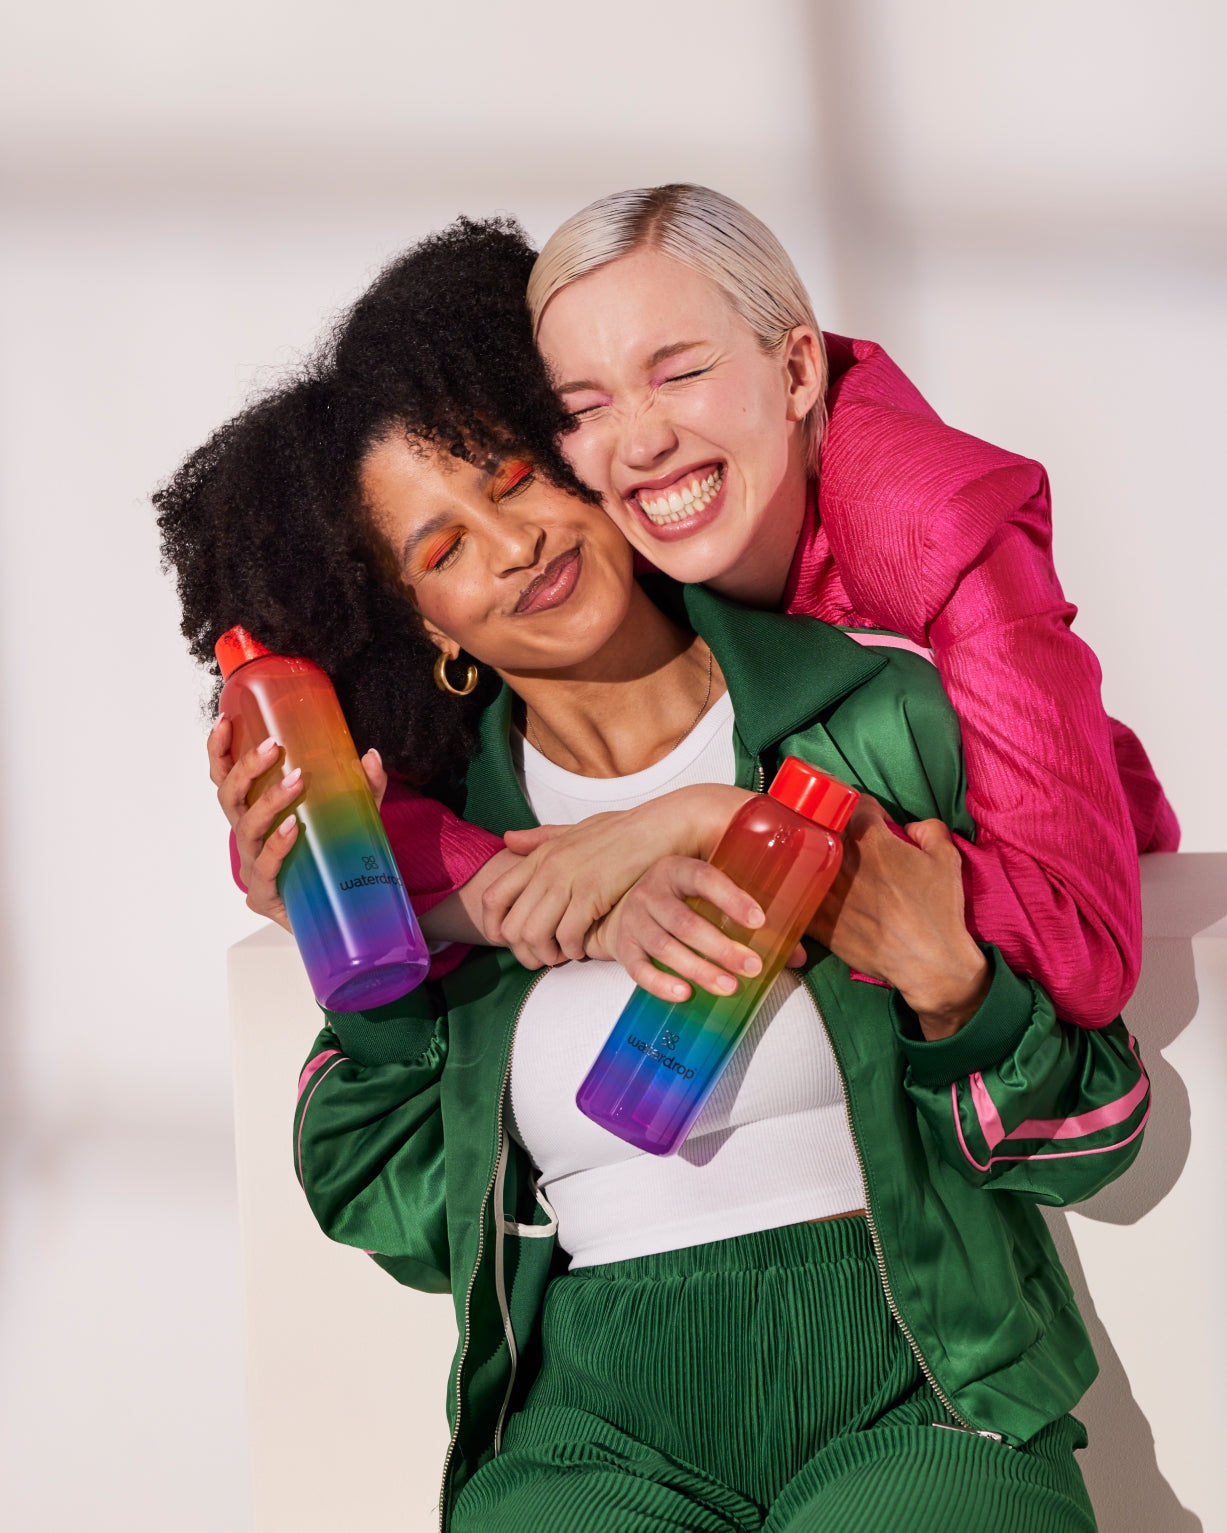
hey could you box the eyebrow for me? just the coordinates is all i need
[555,340,705,396]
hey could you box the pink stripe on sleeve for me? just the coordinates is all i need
[953,1081,992,1173]
[970,1071,1007,1150]
[298,1049,341,1102]
[954,1036,1149,1173]
[1004,1036,1149,1142]
[296,1055,347,1189]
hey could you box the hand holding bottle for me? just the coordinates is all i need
[583,852,809,1002]
[577,760,859,1155]
[207,716,387,931]
[805,796,989,1037]
[212,627,428,1010]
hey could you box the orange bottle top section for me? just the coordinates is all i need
[768,757,859,832]
[214,625,272,679]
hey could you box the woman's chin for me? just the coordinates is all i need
[626,520,742,586]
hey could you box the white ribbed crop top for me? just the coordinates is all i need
[508,696,865,1268]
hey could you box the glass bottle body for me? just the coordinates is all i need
[576,796,844,1155]
[221,655,429,1010]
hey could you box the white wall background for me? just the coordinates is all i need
[0,2,1222,1529]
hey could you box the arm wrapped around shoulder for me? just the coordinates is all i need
[293,995,451,1293]
[892,946,1149,1205]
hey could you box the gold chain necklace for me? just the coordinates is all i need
[525,643,716,767]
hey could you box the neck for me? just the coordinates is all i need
[498,583,723,778]
[704,453,811,609]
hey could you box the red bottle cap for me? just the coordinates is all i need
[215,625,272,679]
[768,757,859,832]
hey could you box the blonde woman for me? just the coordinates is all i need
[362,185,1176,1037]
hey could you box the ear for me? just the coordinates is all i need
[421,619,460,660]
[780,327,825,424]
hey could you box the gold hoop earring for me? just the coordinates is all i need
[433,651,478,697]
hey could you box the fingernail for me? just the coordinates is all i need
[259,736,279,754]
[280,813,297,834]
[672,983,688,1000]
[746,906,764,927]
[366,747,382,766]
[718,975,738,994]
[742,955,762,976]
[284,767,302,785]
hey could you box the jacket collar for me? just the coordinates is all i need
[463,579,886,833]
[675,581,885,753]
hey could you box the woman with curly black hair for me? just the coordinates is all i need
[155,217,1138,1532]
[158,217,598,786]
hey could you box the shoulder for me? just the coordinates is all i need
[817,336,1051,637]
[821,333,1045,508]
[828,634,958,738]
[791,631,974,836]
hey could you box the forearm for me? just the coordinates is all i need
[417,847,523,945]
[930,522,1143,1025]
[897,937,991,1040]
[891,950,1150,1202]
[377,780,506,972]
[295,1010,452,1287]
[625,782,756,859]
[471,783,760,978]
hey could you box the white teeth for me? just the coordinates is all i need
[637,466,724,525]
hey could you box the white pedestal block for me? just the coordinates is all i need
[230,853,1227,1532]
[230,926,456,1533]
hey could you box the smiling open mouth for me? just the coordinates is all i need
[635,465,724,526]
[515,547,582,614]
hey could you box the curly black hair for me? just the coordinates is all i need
[154,215,599,786]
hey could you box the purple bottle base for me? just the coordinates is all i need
[320,956,430,1012]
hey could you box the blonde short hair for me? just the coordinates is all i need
[528,183,827,469]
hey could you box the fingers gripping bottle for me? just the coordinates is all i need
[576,759,858,1155]
[216,626,429,1010]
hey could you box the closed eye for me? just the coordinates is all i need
[665,366,712,383]
[496,462,536,500]
[422,530,465,572]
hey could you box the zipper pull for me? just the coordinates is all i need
[932,1421,1013,1448]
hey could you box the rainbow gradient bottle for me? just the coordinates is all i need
[576,759,858,1155]
[216,626,429,1010]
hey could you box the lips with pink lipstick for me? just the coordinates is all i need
[514,547,583,614]
[628,463,726,540]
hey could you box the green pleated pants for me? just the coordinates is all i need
[452,1218,1097,1533]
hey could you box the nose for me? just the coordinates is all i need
[619,394,679,472]
[490,508,545,576]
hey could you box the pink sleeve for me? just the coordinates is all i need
[803,345,1177,1024]
[228,779,503,982]
[370,780,503,980]
[377,779,503,914]
[926,511,1147,1026]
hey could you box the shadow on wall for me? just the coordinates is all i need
[801,3,1224,1521]
[1044,857,1227,1533]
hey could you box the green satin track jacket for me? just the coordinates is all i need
[292,584,1149,1528]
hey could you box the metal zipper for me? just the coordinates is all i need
[437,968,548,1533]
[807,978,997,1441]
[761,746,998,1438]
[932,1421,1007,1444]
[490,1131,517,1455]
